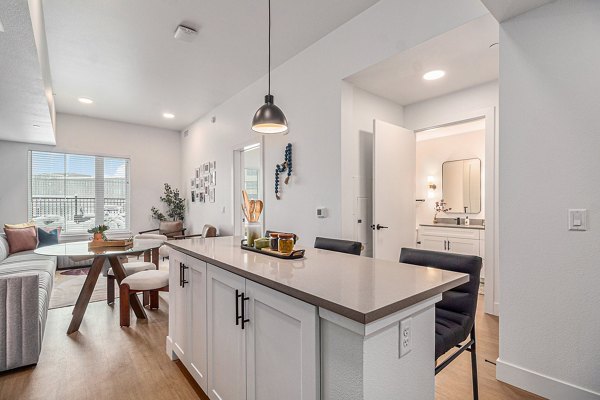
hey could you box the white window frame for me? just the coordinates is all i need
[28,150,131,237]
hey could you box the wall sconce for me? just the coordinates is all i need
[427,176,437,198]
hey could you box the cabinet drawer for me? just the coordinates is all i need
[419,225,481,240]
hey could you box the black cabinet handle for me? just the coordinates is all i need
[447,241,451,251]
[235,290,242,326]
[179,262,183,287]
[181,263,189,287]
[444,240,447,251]
[241,293,250,330]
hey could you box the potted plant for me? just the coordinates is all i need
[151,183,185,222]
[88,224,110,241]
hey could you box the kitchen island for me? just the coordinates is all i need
[166,236,468,400]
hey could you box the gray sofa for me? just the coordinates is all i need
[0,234,56,372]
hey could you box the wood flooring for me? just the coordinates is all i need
[0,293,543,400]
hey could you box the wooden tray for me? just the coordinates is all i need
[240,239,305,259]
[88,239,133,249]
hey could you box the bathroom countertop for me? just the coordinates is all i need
[420,223,485,230]
[167,236,468,324]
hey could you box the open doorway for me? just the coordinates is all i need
[233,141,264,236]
[341,14,499,316]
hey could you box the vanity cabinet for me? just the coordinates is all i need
[418,225,482,257]
[169,250,318,400]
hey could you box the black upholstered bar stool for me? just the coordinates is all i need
[314,237,362,255]
[399,248,482,400]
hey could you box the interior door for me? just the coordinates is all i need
[373,120,416,261]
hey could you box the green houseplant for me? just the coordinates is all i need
[88,224,110,241]
[151,183,185,222]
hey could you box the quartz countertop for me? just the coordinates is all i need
[420,223,485,230]
[167,236,468,324]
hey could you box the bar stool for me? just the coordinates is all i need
[314,237,362,255]
[399,248,482,400]
[119,270,169,327]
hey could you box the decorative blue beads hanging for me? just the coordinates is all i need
[275,143,292,200]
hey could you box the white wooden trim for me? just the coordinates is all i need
[496,359,600,400]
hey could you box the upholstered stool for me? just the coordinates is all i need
[119,270,169,327]
[106,261,155,305]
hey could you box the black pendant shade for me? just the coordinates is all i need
[251,0,288,134]
[252,95,288,134]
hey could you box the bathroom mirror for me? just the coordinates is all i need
[442,158,481,214]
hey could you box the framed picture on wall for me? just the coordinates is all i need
[209,187,215,203]
[203,163,210,174]
[190,178,195,187]
[191,191,195,203]
[195,168,200,179]
[210,171,216,186]
[210,161,216,171]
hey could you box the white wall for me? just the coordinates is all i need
[404,80,498,130]
[180,0,488,242]
[496,1,600,398]
[0,113,180,234]
[415,130,485,225]
[340,84,405,248]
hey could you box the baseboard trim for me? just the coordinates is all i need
[496,358,600,400]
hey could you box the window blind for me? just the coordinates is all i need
[28,151,130,235]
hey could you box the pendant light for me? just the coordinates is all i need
[251,0,288,134]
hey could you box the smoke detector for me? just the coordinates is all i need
[174,24,198,42]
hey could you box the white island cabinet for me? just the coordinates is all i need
[166,236,469,400]
[167,251,208,391]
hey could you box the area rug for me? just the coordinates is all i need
[49,258,169,309]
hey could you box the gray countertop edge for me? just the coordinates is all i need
[419,223,485,230]
[167,242,470,325]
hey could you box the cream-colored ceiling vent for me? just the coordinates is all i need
[174,25,198,42]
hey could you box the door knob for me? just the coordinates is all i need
[371,224,388,230]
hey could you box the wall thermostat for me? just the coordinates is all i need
[316,207,327,218]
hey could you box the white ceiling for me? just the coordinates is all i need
[345,14,499,107]
[41,0,381,131]
[0,0,55,144]
[480,0,556,22]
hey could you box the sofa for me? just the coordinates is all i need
[0,234,56,372]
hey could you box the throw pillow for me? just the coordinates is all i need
[37,227,60,247]
[4,226,38,254]
[4,221,36,229]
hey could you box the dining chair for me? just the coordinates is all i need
[399,248,482,400]
[106,234,167,305]
[314,237,362,255]
[119,270,169,327]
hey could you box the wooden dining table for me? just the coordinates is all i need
[35,241,161,334]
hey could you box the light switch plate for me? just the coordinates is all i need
[568,209,588,231]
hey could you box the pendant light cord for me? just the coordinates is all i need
[268,0,271,96]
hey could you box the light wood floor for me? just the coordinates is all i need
[0,294,542,400]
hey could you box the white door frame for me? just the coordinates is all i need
[414,107,498,316]
[232,138,265,237]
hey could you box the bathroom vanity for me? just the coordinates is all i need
[166,236,468,400]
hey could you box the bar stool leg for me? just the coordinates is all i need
[120,284,131,327]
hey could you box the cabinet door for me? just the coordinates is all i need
[420,235,447,252]
[245,280,319,400]
[447,238,479,256]
[207,264,246,400]
[188,258,208,392]
[168,250,188,362]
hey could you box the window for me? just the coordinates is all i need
[28,151,130,235]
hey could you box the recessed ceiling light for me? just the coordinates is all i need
[78,97,94,104]
[423,70,446,81]
[163,112,175,119]
[33,124,40,128]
